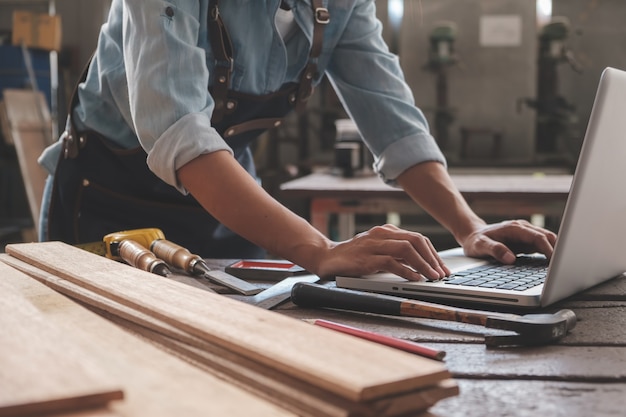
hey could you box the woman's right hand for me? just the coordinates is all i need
[313,224,450,281]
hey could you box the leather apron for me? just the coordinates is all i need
[47,0,329,258]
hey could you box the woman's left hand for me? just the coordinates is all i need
[460,219,557,264]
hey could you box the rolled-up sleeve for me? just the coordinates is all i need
[123,0,231,191]
[325,0,446,185]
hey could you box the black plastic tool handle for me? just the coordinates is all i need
[291,282,403,316]
[291,282,506,326]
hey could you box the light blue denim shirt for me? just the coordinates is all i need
[39,0,445,192]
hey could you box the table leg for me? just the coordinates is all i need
[337,214,355,240]
[310,199,331,237]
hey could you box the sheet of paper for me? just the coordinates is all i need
[480,15,523,47]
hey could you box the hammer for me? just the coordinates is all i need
[291,283,577,347]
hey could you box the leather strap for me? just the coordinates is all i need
[207,0,234,123]
[207,0,330,117]
[222,117,284,138]
[295,0,328,112]
[65,1,331,159]
[62,53,93,159]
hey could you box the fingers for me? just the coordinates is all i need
[356,224,450,280]
[485,240,516,264]
[465,220,558,263]
[319,219,557,281]
[501,220,557,258]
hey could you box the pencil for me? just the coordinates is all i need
[304,318,446,361]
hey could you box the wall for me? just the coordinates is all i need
[56,0,111,69]
[5,0,625,168]
[394,0,538,165]
[0,0,111,132]
[552,0,626,156]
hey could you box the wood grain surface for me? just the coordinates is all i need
[0,262,123,416]
[5,241,452,402]
[2,254,438,417]
[276,276,626,417]
[0,259,299,417]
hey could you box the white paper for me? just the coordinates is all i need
[480,15,523,47]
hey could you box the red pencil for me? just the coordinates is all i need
[305,319,446,361]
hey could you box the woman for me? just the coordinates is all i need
[38,0,556,280]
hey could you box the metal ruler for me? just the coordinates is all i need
[244,275,321,310]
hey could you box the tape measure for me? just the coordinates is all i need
[77,240,109,256]
[76,228,166,260]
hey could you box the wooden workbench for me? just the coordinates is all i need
[280,285,626,417]
[280,170,573,240]
[3,246,624,417]
[168,258,626,417]
[277,168,624,416]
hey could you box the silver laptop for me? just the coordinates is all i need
[337,67,626,308]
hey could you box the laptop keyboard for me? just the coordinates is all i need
[443,256,548,291]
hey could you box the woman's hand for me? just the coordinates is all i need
[315,224,450,281]
[460,220,557,264]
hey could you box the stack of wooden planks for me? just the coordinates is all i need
[2,241,459,416]
[0,255,297,417]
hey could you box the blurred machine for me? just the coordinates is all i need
[520,17,582,166]
[423,21,459,151]
[333,118,373,178]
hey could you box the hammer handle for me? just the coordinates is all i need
[291,283,516,326]
[292,282,402,316]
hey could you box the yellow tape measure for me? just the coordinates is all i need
[76,241,109,256]
[76,228,166,260]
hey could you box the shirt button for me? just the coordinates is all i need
[165,7,174,17]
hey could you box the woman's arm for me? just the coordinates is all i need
[178,151,449,280]
[397,162,557,263]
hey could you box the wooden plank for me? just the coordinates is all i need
[0,262,123,416]
[2,89,52,229]
[0,254,359,417]
[0,253,458,417]
[1,89,51,131]
[0,260,298,417]
[0,101,12,144]
[5,241,452,402]
[115,315,458,417]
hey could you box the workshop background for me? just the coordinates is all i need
[1,0,625,248]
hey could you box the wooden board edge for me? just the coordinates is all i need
[3,243,452,403]
[0,390,124,417]
[1,254,456,417]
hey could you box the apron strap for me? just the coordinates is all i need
[207,0,234,123]
[295,0,329,112]
[207,0,330,120]
[222,117,284,138]
[61,52,94,159]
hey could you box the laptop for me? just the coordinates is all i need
[336,67,626,309]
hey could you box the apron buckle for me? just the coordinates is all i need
[315,7,330,24]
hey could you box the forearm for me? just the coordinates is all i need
[396,162,485,245]
[177,151,332,272]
